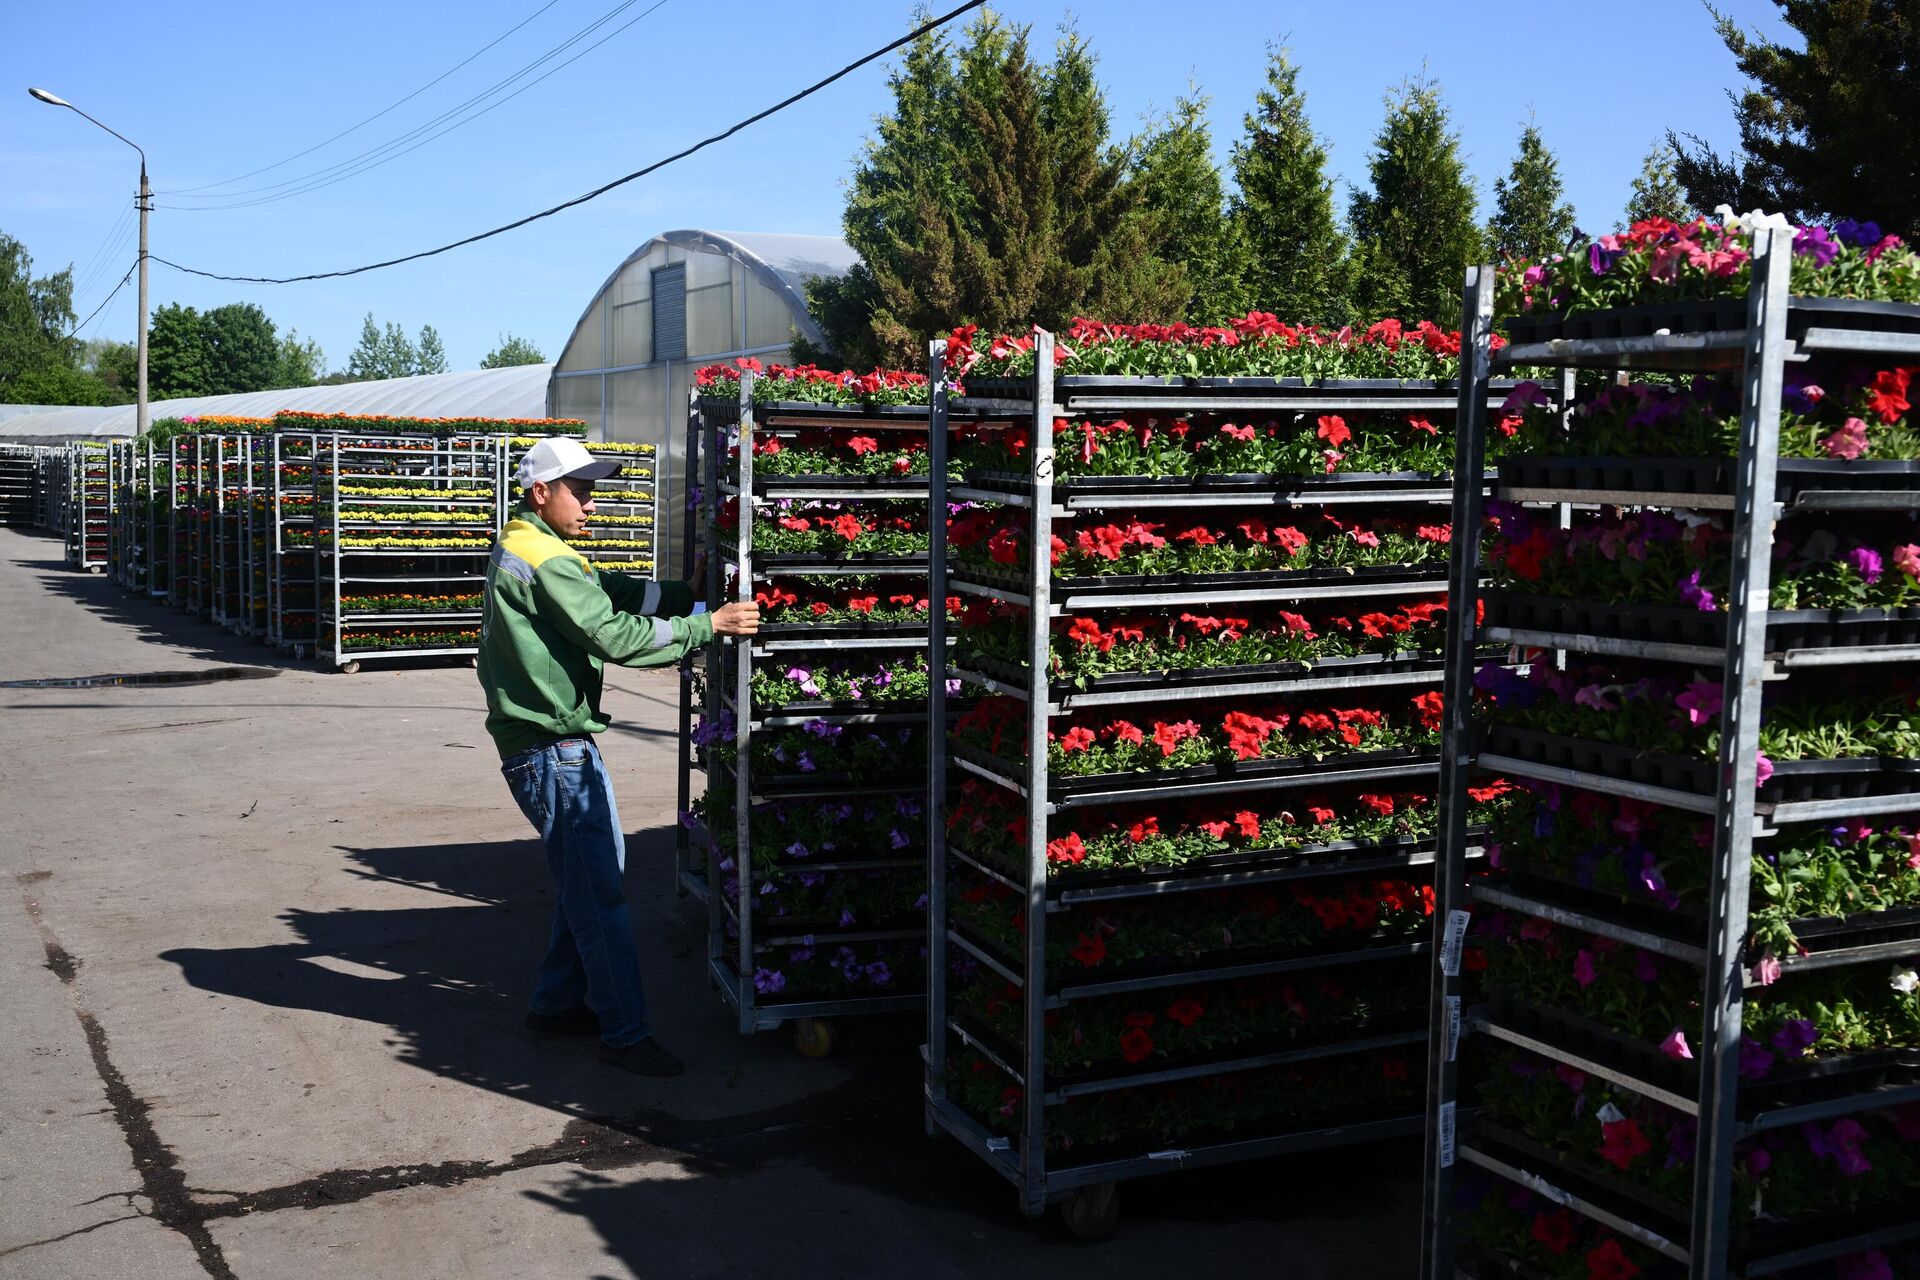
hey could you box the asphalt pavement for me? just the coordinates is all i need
[0,526,1418,1279]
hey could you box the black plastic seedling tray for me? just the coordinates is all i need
[1483,592,1920,651]
[1501,295,1920,344]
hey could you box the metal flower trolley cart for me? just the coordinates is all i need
[924,327,1522,1237]
[1421,230,1920,1280]
[312,434,503,673]
[690,371,935,1056]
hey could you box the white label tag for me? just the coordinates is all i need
[1446,995,1462,1061]
[1439,1101,1457,1168]
[1440,909,1471,977]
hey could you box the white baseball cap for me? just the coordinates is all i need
[516,437,621,488]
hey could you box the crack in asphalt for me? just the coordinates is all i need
[0,1214,144,1259]
[20,879,237,1280]
[13,872,906,1266]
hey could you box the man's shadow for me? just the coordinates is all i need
[159,828,1420,1276]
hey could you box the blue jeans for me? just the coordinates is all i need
[500,737,650,1047]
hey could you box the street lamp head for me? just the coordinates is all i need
[28,87,71,107]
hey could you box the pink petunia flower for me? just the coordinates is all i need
[1821,417,1871,460]
[1660,1029,1694,1061]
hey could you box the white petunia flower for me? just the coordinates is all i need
[1892,967,1919,995]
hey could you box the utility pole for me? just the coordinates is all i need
[29,87,150,434]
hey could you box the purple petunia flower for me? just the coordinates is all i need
[1836,1250,1894,1280]
[786,840,810,859]
[753,967,786,995]
[1573,949,1598,988]
[864,961,892,986]
[838,907,856,927]
[1794,225,1840,266]
[1772,1018,1818,1058]
[1678,569,1717,612]
[1850,546,1885,584]
[1833,219,1883,249]
[1590,241,1625,276]
[796,751,816,773]
[804,719,843,739]
[888,828,911,849]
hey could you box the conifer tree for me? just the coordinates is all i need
[812,12,1187,367]
[1135,90,1247,323]
[415,324,448,375]
[1229,46,1349,325]
[1348,76,1483,324]
[1486,122,1577,263]
[1623,141,1691,227]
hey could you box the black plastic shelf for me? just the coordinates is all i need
[951,561,1448,599]
[954,740,1441,799]
[1499,455,1920,501]
[1502,294,1920,344]
[1484,723,1895,803]
[1485,592,1920,652]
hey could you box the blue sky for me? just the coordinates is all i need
[3,0,1793,374]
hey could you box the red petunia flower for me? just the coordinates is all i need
[1219,423,1255,442]
[987,528,1022,565]
[1119,1026,1155,1063]
[1234,810,1263,841]
[1599,1117,1652,1169]
[1165,998,1205,1028]
[1152,720,1201,757]
[1236,517,1270,544]
[846,435,879,455]
[829,513,865,541]
[1068,926,1103,962]
[1110,720,1145,745]
[1273,526,1309,557]
[1057,726,1096,753]
[1358,793,1395,815]
[1316,415,1352,447]
[1412,690,1445,731]
[1531,1210,1576,1255]
[847,596,878,613]
[1585,1238,1641,1280]
[1408,416,1439,436]
[1127,816,1159,843]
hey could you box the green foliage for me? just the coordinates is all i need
[1623,140,1691,227]
[5,364,109,405]
[148,302,213,399]
[80,338,138,403]
[0,231,79,401]
[816,10,1187,366]
[1486,122,1577,263]
[273,329,326,388]
[480,333,546,368]
[1134,89,1248,323]
[415,324,448,375]
[202,302,279,395]
[1348,76,1484,324]
[347,313,445,380]
[1228,46,1350,325]
[1669,0,1920,236]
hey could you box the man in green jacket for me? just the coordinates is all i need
[480,436,757,1077]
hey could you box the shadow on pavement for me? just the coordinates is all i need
[29,554,307,672]
[159,827,1419,1277]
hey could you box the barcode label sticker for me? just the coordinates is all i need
[1439,1101,1457,1168]
[1446,995,1462,1061]
[1440,909,1472,977]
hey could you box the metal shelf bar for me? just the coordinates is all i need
[1475,752,1721,814]
[1045,1028,1427,1102]
[1470,1014,1701,1114]
[1468,884,1708,964]
[1051,940,1429,1006]
[1456,1144,1691,1263]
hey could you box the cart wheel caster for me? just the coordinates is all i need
[1059,1183,1119,1241]
[791,1017,837,1059]
[88,566,102,575]
[337,660,360,675]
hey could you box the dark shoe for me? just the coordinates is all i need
[524,1006,601,1036]
[599,1036,685,1077]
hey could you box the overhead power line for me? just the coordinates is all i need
[68,261,136,340]
[152,0,985,286]
[162,0,563,196]
[162,0,672,213]
[163,0,560,196]
[158,0,656,206]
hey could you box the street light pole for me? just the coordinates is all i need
[29,87,150,437]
